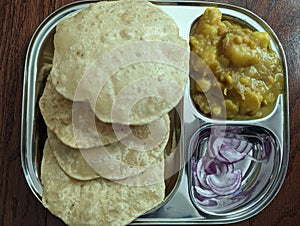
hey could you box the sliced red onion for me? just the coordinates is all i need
[191,157,198,172]
[199,199,218,206]
[193,158,241,198]
[206,169,242,196]
[196,157,215,190]
[193,191,218,206]
[194,157,237,192]
[192,126,273,207]
[235,140,253,154]
[208,136,227,162]
[224,161,234,173]
[193,172,200,187]
[218,144,247,163]
[194,185,218,198]
[218,151,245,163]
[208,135,254,164]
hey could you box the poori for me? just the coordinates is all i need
[41,140,165,226]
[50,0,188,125]
[80,114,170,180]
[39,0,185,224]
[47,114,170,181]
[39,76,128,149]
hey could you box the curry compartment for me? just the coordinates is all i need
[188,8,287,123]
[21,1,289,225]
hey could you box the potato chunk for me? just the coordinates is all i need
[224,99,239,118]
[222,33,260,67]
[251,32,270,49]
[239,91,263,115]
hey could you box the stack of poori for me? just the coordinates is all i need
[39,0,188,225]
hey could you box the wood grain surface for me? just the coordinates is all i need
[0,0,299,225]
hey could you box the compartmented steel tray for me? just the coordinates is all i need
[21,0,289,224]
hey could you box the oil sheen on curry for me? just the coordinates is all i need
[190,8,284,120]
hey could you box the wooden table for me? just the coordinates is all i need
[0,0,299,225]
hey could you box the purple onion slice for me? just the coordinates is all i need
[206,169,242,196]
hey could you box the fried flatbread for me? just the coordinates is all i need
[40,76,169,149]
[80,114,170,180]
[48,114,170,181]
[47,130,100,181]
[41,140,165,226]
[39,76,129,148]
[50,0,188,125]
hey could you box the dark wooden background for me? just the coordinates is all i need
[0,0,299,225]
